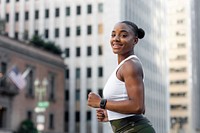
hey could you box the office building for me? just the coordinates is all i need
[167,0,192,133]
[0,35,65,133]
[0,0,169,133]
[190,0,200,133]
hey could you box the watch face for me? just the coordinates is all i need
[100,99,106,109]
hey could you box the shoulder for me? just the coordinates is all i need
[120,57,143,78]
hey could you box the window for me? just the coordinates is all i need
[48,73,55,100]
[65,111,69,122]
[176,55,186,60]
[75,89,80,100]
[45,9,49,18]
[75,111,80,122]
[65,48,70,57]
[98,3,103,13]
[86,89,91,99]
[87,4,92,14]
[170,80,186,85]
[55,28,59,38]
[35,10,39,19]
[6,14,9,22]
[27,110,32,120]
[170,67,186,73]
[87,67,92,78]
[87,46,92,56]
[98,67,103,77]
[76,68,80,79]
[76,26,81,36]
[15,12,19,21]
[65,27,70,37]
[87,111,91,121]
[176,7,184,13]
[6,0,9,3]
[66,7,70,16]
[177,19,184,24]
[49,114,54,129]
[176,31,185,36]
[25,11,29,21]
[45,29,49,38]
[98,24,103,34]
[23,30,29,40]
[170,92,186,97]
[76,47,81,57]
[0,62,7,87]
[177,43,186,48]
[34,30,39,36]
[55,8,60,17]
[98,89,103,97]
[27,69,34,97]
[76,5,81,15]
[0,107,6,128]
[87,25,92,35]
[14,32,18,39]
[65,90,69,101]
[65,68,69,79]
[98,45,103,55]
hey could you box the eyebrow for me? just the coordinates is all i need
[112,30,129,33]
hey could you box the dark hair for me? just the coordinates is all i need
[121,21,145,39]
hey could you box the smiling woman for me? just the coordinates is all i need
[87,21,155,133]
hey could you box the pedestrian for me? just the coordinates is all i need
[87,21,156,133]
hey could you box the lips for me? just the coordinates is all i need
[112,43,123,49]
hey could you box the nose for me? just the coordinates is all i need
[114,35,120,41]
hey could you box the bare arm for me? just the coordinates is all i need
[87,59,145,114]
[103,59,145,114]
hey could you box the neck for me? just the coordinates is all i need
[117,51,134,64]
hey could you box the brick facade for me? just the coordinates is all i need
[0,35,66,133]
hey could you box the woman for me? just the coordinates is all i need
[87,21,156,133]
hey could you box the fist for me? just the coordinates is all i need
[87,92,101,108]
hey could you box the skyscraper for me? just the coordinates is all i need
[190,0,200,133]
[0,0,169,133]
[167,0,192,132]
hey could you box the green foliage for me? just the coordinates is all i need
[16,119,38,133]
[30,35,62,56]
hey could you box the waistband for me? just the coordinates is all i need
[110,114,145,125]
[110,115,151,133]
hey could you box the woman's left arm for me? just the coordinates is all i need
[87,59,145,114]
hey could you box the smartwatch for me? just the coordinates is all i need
[100,99,107,109]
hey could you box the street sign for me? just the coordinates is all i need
[36,115,45,123]
[37,101,49,108]
[34,107,46,113]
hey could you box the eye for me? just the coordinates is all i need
[111,34,115,37]
[120,34,128,38]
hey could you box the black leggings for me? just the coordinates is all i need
[110,115,156,133]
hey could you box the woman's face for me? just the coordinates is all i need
[110,22,138,55]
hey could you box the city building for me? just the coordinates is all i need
[0,0,169,133]
[190,0,200,133]
[0,35,66,133]
[167,0,192,133]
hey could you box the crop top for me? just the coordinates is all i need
[103,55,144,120]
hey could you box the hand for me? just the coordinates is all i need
[96,108,109,122]
[87,92,101,108]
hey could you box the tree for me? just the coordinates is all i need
[30,35,62,56]
[15,119,38,133]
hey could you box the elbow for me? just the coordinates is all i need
[131,105,145,114]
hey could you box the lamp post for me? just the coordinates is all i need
[34,78,49,132]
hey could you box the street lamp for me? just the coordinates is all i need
[34,78,49,132]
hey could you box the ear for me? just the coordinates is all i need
[133,37,138,44]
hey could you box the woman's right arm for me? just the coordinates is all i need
[96,108,109,122]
